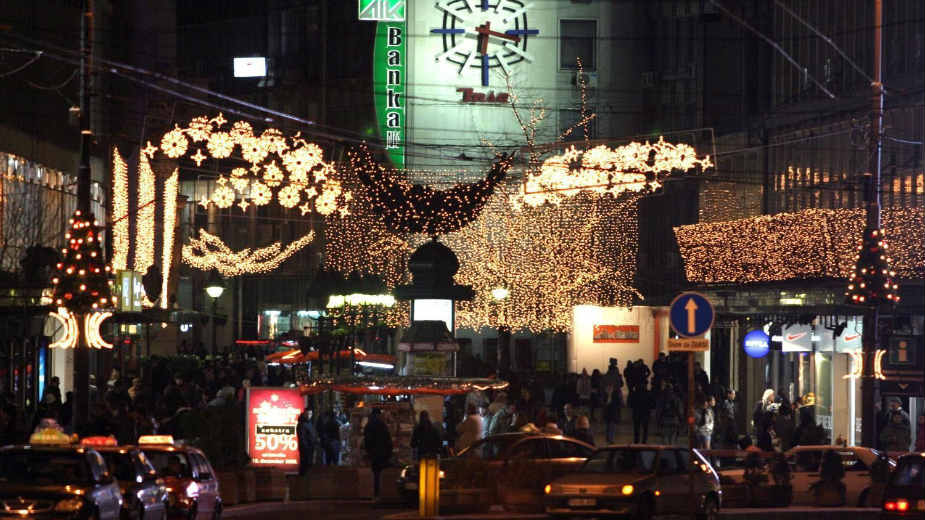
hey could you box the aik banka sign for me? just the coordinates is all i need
[362,0,406,169]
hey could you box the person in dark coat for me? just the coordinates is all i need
[363,408,393,499]
[573,415,595,446]
[604,383,622,444]
[629,382,655,444]
[411,411,443,460]
[318,410,341,465]
[297,409,316,476]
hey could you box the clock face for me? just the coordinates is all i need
[431,0,539,86]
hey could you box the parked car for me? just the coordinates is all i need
[397,432,594,512]
[544,445,721,520]
[715,445,894,506]
[882,453,924,517]
[0,429,123,520]
[136,436,221,520]
[81,437,169,520]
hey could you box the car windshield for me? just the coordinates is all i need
[143,451,192,478]
[459,437,522,460]
[101,452,138,482]
[0,451,91,485]
[890,457,924,487]
[582,449,657,474]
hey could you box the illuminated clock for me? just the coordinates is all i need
[431,0,539,86]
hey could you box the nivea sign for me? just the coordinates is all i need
[744,330,770,359]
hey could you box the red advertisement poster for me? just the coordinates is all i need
[593,324,640,343]
[246,387,303,470]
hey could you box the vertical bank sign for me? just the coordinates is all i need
[246,387,303,470]
[363,0,406,169]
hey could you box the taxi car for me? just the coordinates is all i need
[398,432,594,512]
[81,437,168,520]
[882,453,924,517]
[713,445,894,506]
[544,445,721,520]
[0,429,123,519]
[135,436,220,520]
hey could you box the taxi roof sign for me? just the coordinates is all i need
[138,435,175,445]
[29,428,76,445]
[81,436,118,447]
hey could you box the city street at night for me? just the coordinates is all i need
[0,1,922,519]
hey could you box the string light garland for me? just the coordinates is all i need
[349,145,513,235]
[111,148,129,271]
[181,228,315,277]
[48,307,78,349]
[161,168,178,309]
[134,154,156,274]
[152,114,351,214]
[845,228,900,305]
[675,207,924,284]
[513,139,713,208]
[51,210,115,313]
[84,311,114,349]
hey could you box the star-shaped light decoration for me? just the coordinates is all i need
[199,196,210,209]
[305,186,318,198]
[142,141,157,158]
[299,202,312,215]
[237,199,250,212]
[343,192,353,202]
[338,206,351,217]
[212,113,227,127]
[190,149,208,166]
[216,176,228,186]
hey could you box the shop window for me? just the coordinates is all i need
[560,20,597,71]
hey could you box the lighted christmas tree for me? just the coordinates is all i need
[51,210,116,312]
[845,227,900,306]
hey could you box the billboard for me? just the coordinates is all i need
[246,387,304,470]
[593,325,639,343]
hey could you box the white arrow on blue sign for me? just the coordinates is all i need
[669,292,715,338]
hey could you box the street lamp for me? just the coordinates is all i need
[205,270,225,355]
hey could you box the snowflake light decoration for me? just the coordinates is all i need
[278,185,301,208]
[160,126,189,158]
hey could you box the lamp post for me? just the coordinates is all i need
[205,270,226,356]
[492,287,511,374]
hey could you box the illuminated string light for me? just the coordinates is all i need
[845,227,900,305]
[49,307,78,349]
[349,146,513,235]
[251,181,272,206]
[161,168,179,309]
[133,154,156,273]
[85,312,114,349]
[675,207,923,284]
[513,139,713,208]
[182,229,315,277]
[111,148,129,271]
[52,210,114,313]
[206,131,234,158]
[211,184,236,208]
[263,161,284,187]
[278,185,301,208]
[160,126,189,158]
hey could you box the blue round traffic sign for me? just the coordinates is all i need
[743,329,770,358]
[669,292,714,338]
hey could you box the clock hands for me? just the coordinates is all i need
[475,21,521,55]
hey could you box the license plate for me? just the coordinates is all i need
[568,498,596,507]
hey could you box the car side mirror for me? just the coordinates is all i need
[197,472,212,482]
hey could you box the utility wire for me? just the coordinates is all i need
[0,50,41,77]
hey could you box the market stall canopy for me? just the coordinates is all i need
[266,347,395,366]
[299,375,508,396]
[397,320,458,352]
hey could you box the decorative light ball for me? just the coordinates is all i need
[211,185,236,209]
[278,185,301,208]
[206,131,234,158]
[160,126,189,158]
[251,181,272,206]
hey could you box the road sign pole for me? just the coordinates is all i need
[688,350,695,520]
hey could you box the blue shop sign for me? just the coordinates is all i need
[743,329,770,358]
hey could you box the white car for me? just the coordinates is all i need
[716,445,894,506]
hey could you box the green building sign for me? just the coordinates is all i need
[359,0,405,22]
[373,21,406,169]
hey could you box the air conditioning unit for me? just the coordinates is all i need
[573,71,598,89]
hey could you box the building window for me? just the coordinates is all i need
[560,20,596,71]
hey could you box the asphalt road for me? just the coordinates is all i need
[225,500,414,520]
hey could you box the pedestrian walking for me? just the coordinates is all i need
[656,381,682,445]
[559,403,577,437]
[880,410,912,452]
[719,389,738,448]
[297,409,316,476]
[577,369,592,408]
[363,408,393,500]
[695,396,715,450]
[753,389,776,430]
[629,382,655,444]
[411,411,443,460]
[455,404,482,453]
[319,409,341,465]
[604,383,622,444]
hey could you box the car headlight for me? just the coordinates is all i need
[544,484,552,495]
[439,470,445,479]
[185,481,200,498]
[400,468,407,479]
[54,498,85,513]
[621,485,634,496]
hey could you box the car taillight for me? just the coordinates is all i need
[885,501,896,511]
[896,499,909,512]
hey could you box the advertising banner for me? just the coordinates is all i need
[246,387,304,470]
[592,325,639,343]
